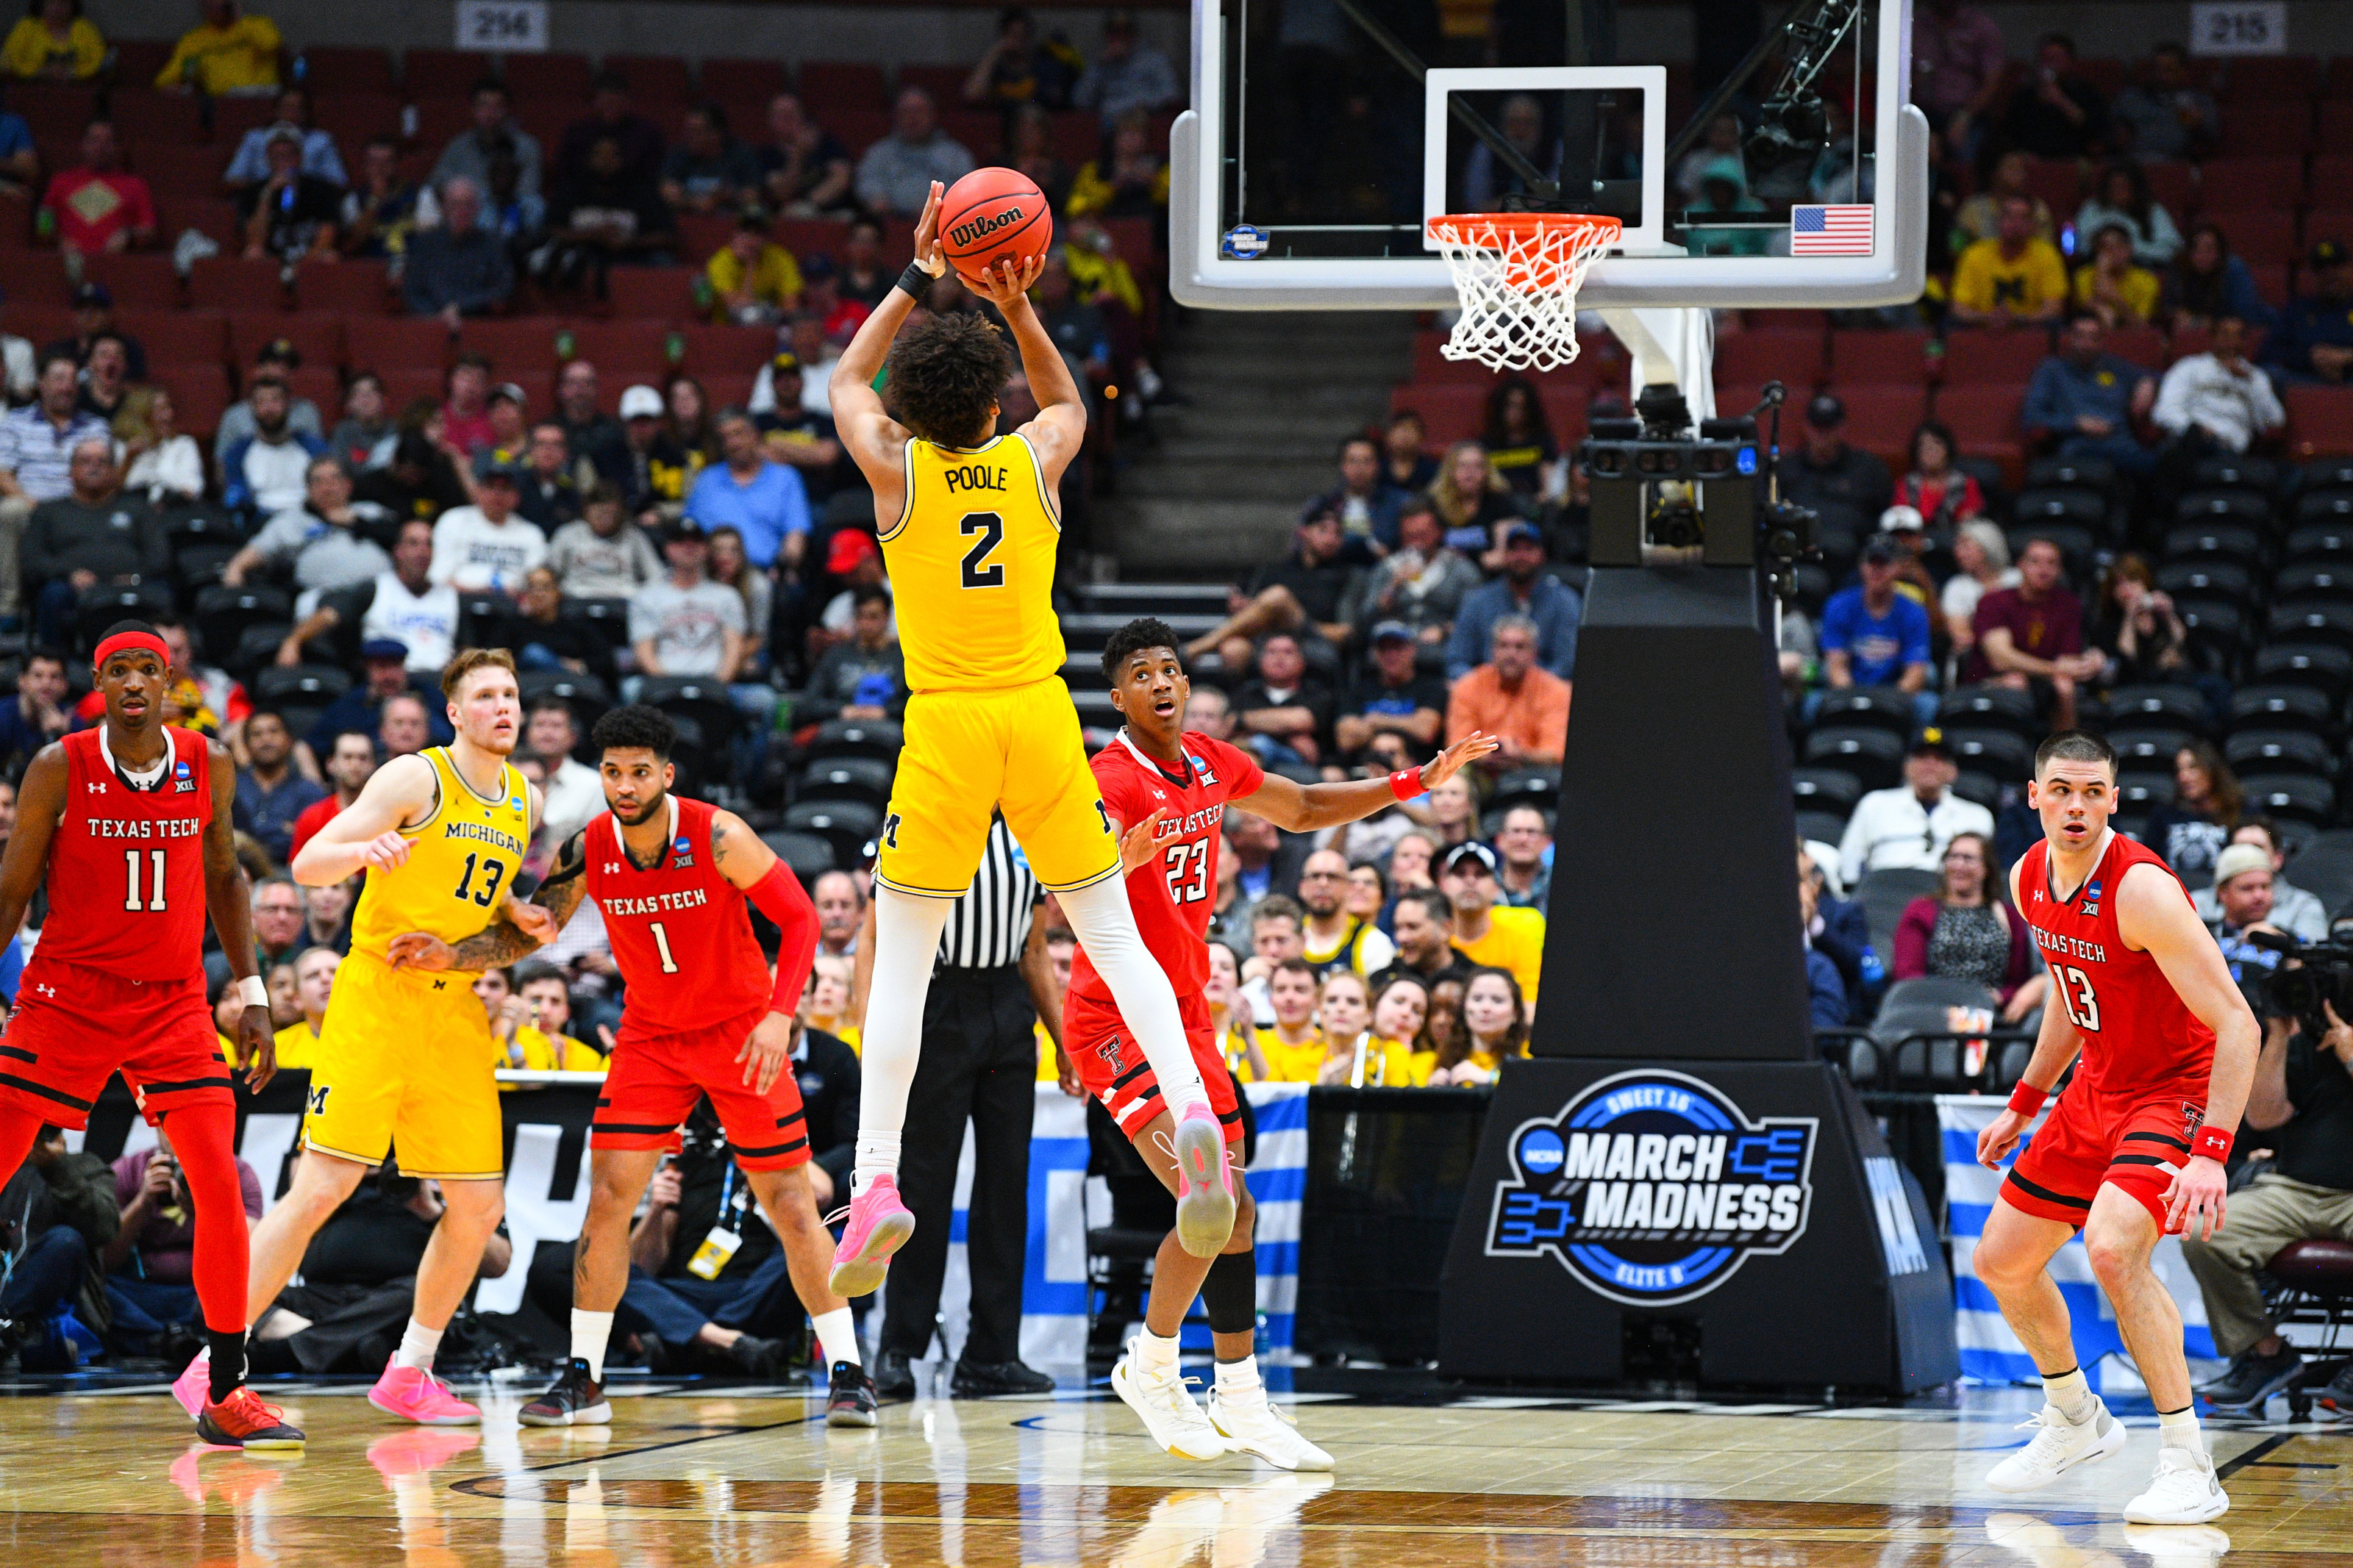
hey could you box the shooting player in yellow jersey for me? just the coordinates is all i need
[824,182,1234,1299]
[176,648,557,1429]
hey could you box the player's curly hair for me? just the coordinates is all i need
[885,312,1013,446]
[590,704,677,762]
[1099,617,1185,684]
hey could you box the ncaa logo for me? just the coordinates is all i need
[1486,1069,1818,1306]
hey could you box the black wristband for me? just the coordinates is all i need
[896,262,935,298]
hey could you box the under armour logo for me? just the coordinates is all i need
[604,862,621,875]
[86,782,105,794]
[35,984,54,998]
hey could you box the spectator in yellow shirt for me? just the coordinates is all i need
[480,964,606,1083]
[1207,939,1268,1084]
[1370,974,1437,1083]
[1439,842,1544,1004]
[2071,223,2162,328]
[1308,970,1415,1086]
[1063,111,1170,221]
[801,953,861,1053]
[1426,967,1530,1086]
[1256,958,1327,1082]
[1950,193,2068,328]
[155,0,282,95]
[704,210,803,326]
[4,0,107,82]
[271,945,339,1072]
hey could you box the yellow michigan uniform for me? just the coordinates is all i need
[874,432,1118,897]
[302,746,529,1180]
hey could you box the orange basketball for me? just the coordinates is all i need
[938,167,1053,287]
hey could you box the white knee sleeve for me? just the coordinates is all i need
[1057,875,1209,1117]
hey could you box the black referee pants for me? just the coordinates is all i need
[879,962,1038,1365]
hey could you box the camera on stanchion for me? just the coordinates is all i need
[1579,381,1815,593]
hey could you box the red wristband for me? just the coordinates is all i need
[2007,1081,2048,1117]
[1390,767,1424,803]
[2193,1125,2233,1162]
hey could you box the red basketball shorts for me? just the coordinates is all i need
[2003,1081,2205,1233]
[590,1006,810,1170]
[1063,987,1243,1145]
[0,958,229,1129]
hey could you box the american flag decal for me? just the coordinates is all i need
[1790,204,1874,256]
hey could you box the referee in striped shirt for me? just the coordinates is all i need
[854,815,1064,1399]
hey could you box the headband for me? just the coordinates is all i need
[93,631,171,673]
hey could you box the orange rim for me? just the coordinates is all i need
[1425,212,1621,246]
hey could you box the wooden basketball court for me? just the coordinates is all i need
[0,1372,2344,1565]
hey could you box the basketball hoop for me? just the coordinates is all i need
[1425,213,1621,373]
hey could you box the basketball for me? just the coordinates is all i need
[937,167,1053,287]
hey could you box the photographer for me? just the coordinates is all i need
[103,1134,263,1358]
[2207,845,2288,992]
[2182,959,2353,1415]
[1,1125,118,1370]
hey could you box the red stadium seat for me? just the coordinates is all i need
[2105,326,2167,376]
[402,49,497,96]
[312,93,404,150]
[154,198,240,248]
[285,365,341,412]
[1391,384,1485,445]
[457,319,567,374]
[1713,329,1825,387]
[681,324,772,377]
[2214,103,2313,157]
[112,39,172,85]
[188,257,288,312]
[604,266,699,322]
[2307,212,2353,251]
[943,112,1004,161]
[500,52,591,101]
[1051,110,1105,165]
[403,97,475,151]
[2311,159,2353,210]
[1538,384,1590,448]
[1744,308,1832,333]
[7,83,99,141]
[1941,326,2052,384]
[299,46,396,96]
[830,110,893,159]
[1934,382,2027,487]
[774,219,851,264]
[79,254,184,309]
[2075,60,2127,99]
[2197,158,2304,212]
[376,365,447,414]
[230,312,343,372]
[701,60,788,106]
[701,372,754,410]
[2227,210,2301,266]
[153,362,231,438]
[4,304,75,348]
[1,265,75,309]
[674,212,735,264]
[564,322,669,382]
[2287,387,2353,458]
[2020,159,2083,220]
[796,61,891,112]
[502,370,554,420]
[2218,57,2318,103]
[604,55,693,106]
[119,309,227,368]
[1828,328,1932,384]
[345,318,454,378]
[292,262,396,318]
[2247,263,2290,309]
[1825,382,1928,468]
[2331,58,2353,99]
[896,65,970,104]
[213,96,275,144]
[2320,105,2353,152]
[108,90,200,146]
[131,143,235,196]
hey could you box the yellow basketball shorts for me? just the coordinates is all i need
[301,948,505,1181]
[874,678,1121,898]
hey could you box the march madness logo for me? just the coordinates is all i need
[1485,1070,1819,1306]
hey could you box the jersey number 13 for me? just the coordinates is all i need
[2052,964,2101,1031]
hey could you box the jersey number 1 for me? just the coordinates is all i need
[122,849,167,912]
[960,512,1005,588]
[649,920,681,974]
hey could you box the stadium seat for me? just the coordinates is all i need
[151,363,231,438]
[81,254,184,309]
[311,93,404,149]
[1950,770,1999,811]
[563,323,668,386]
[2115,772,2177,815]
[1939,328,2050,385]
[346,318,453,376]
[299,45,396,95]
[2274,561,2353,606]
[604,266,699,321]
[73,582,174,656]
[2190,451,2282,496]
[2215,103,2313,157]
[896,63,970,104]
[154,198,242,251]
[2107,726,2196,770]
[1824,383,1927,467]
[2240,773,2338,828]
[291,259,396,318]
[2290,517,2353,563]
[517,670,612,739]
[2143,162,2196,220]
[806,717,902,765]
[193,584,290,664]
[701,60,788,104]
[1713,330,1824,387]
[2253,643,2353,704]
[231,312,343,373]
[2162,520,2266,570]
[2287,388,2353,458]
[799,756,893,810]
[1796,809,1850,848]
[1810,687,1913,736]
[133,143,235,194]
[1937,684,2038,738]
[2197,157,2304,212]
[784,799,882,867]
[377,367,449,412]
[2321,106,2353,152]
[285,367,340,413]
[188,257,288,313]
[1802,728,1903,792]
[605,54,694,105]
[110,90,200,145]
[2177,598,2250,671]
[119,308,226,368]
[1489,767,1560,815]
[457,319,568,374]
[796,60,892,111]
[763,828,837,880]
[2104,684,2212,734]
[2227,731,2336,781]
[1827,329,1929,385]
[2154,558,2255,608]
[401,49,496,93]
[1927,384,2023,482]
[2105,325,2166,370]
[1853,868,1942,970]
[2270,601,2353,652]
[681,323,772,377]
[2218,56,2318,102]
[2229,684,2338,738]
[2007,520,2098,574]
[501,52,593,101]
[2019,158,2082,218]
[2225,210,2300,268]
[1942,728,2033,780]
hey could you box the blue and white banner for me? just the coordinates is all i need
[1938,1095,2221,1395]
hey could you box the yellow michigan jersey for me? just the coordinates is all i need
[304,747,528,1181]
[873,432,1117,897]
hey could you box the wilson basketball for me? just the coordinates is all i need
[938,167,1052,287]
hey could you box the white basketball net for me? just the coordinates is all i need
[1427,214,1621,373]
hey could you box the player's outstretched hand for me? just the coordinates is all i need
[386,931,457,970]
[360,830,411,873]
[966,253,1045,309]
[1977,1108,2027,1170]
[507,898,560,945]
[1118,808,1170,874]
[738,1010,796,1095]
[1421,731,1502,791]
[910,181,948,278]
[235,1005,276,1092]
[2165,1154,2229,1240]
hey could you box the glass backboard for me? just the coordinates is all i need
[1171,0,1928,310]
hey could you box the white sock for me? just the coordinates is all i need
[1060,876,1209,1117]
[2158,1407,2203,1453]
[571,1309,614,1380]
[812,1308,860,1369]
[2042,1366,2096,1425]
[1215,1355,1263,1400]
[393,1317,444,1373]
[851,889,953,1190]
[1134,1326,1179,1374]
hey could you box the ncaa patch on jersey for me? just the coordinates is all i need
[1221,225,1269,259]
[1485,1069,1818,1306]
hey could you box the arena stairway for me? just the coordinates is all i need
[1057,587,1229,728]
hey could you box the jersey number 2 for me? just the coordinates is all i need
[960,512,1005,588]
[2054,964,2101,1031]
[122,849,167,912]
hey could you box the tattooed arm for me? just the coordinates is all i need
[385,829,591,972]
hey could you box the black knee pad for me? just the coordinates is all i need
[1201,1247,1257,1336]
